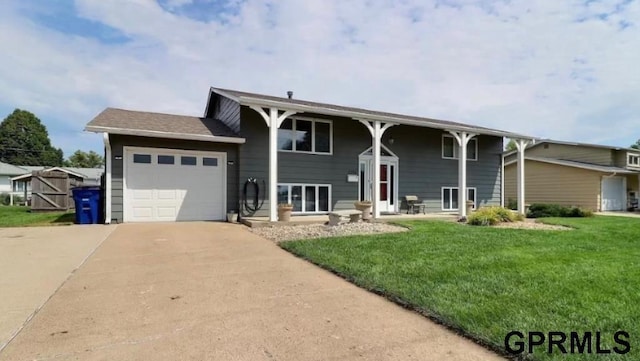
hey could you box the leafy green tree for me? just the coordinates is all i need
[0,109,63,166]
[631,139,640,150]
[505,139,517,151]
[64,150,104,168]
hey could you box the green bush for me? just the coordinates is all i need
[527,203,593,218]
[506,198,518,210]
[467,206,522,226]
[0,193,24,206]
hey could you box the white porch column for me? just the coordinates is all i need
[358,120,395,219]
[250,106,297,221]
[514,138,531,215]
[103,133,112,224]
[449,131,476,218]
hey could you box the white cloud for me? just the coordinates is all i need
[0,0,639,156]
[162,0,193,10]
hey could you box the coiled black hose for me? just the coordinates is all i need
[242,178,265,213]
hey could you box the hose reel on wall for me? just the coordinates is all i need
[242,178,265,214]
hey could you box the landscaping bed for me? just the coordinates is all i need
[281,217,640,361]
[250,222,408,242]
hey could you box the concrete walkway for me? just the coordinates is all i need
[0,222,504,361]
[597,211,640,218]
[0,225,116,351]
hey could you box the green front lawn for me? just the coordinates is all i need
[0,206,75,227]
[281,217,640,361]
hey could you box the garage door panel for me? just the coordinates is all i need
[157,207,177,218]
[157,189,179,200]
[132,207,153,219]
[125,148,226,222]
[131,189,153,200]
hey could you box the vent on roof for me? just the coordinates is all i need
[287,91,293,99]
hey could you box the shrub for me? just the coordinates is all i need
[506,198,518,210]
[492,207,517,222]
[467,208,500,226]
[527,203,593,218]
[0,193,24,206]
[467,206,522,226]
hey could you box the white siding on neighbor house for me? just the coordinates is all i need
[0,175,11,193]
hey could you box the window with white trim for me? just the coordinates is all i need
[442,135,478,160]
[277,184,331,213]
[442,187,477,211]
[278,118,332,154]
[628,153,640,167]
[13,181,30,192]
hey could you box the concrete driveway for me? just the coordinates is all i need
[0,222,503,361]
[0,225,116,351]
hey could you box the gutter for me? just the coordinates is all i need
[85,126,246,144]
[501,152,505,207]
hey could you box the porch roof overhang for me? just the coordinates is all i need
[211,87,535,140]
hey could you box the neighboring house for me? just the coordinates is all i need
[0,161,28,194]
[504,140,640,211]
[62,168,104,186]
[85,86,533,223]
[10,167,104,199]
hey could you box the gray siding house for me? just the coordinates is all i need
[85,87,532,223]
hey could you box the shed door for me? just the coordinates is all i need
[601,176,625,211]
[124,147,226,222]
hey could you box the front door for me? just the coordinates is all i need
[377,161,397,212]
[358,156,399,213]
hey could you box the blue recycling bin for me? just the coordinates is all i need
[72,187,102,224]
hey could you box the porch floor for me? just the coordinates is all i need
[240,212,458,228]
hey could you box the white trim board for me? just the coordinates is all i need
[86,126,246,144]
[504,156,637,174]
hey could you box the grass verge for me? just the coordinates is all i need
[281,217,640,361]
[0,206,75,227]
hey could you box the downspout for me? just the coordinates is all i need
[103,133,112,224]
[500,152,505,207]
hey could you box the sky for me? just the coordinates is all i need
[0,0,639,157]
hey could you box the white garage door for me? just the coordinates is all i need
[124,147,226,222]
[601,176,625,211]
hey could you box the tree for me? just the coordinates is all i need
[64,150,104,168]
[505,139,517,151]
[0,109,63,166]
[631,139,640,150]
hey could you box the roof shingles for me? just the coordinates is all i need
[85,108,240,139]
[212,87,531,138]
